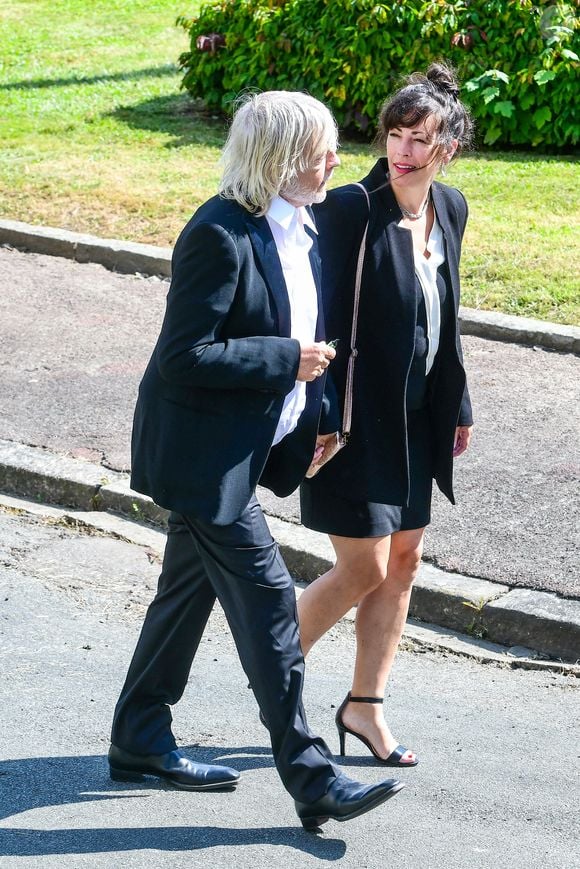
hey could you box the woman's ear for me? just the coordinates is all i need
[444,138,459,164]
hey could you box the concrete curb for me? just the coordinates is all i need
[1,438,578,665]
[457,306,580,355]
[3,489,576,676]
[2,218,579,354]
[0,218,172,278]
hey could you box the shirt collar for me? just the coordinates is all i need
[267,195,318,234]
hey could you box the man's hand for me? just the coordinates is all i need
[297,341,336,382]
[453,425,473,458]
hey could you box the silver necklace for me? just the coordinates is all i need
[399,194,430,220]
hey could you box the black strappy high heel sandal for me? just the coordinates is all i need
[335,692,419,767]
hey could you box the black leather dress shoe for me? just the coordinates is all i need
[295,773,405,830]
[108,745,240,791]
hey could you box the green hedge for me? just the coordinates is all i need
[177,0,578,150]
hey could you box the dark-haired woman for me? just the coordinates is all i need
[299,64,474,767]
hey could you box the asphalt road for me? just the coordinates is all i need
[0,498,578,868]
[0,245,578,598]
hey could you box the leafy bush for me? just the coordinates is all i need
[177,0,578,150]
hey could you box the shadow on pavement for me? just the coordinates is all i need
[0,749,347,859]
[0,747,274,822]
[0,826,346,860]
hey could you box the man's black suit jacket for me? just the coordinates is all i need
[130,195,335,525]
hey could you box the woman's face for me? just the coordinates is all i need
[386,115,455,190]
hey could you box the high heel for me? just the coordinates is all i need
[335,693,419,767]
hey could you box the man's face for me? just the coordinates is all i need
[282,149,340,207]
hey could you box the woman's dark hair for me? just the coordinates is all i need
[377,62,473,158]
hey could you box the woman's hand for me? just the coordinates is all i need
[305,432,341,478]
[312,432,339,464]
[453,425,473,458]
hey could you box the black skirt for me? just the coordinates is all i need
[300,407,433,539]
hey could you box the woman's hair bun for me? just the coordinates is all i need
[426,62,460,99]
[378,60,473,154]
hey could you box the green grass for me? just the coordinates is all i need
[1,0,578,324]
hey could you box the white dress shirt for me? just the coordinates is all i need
[412,213,445,374]
[266,196,319,446]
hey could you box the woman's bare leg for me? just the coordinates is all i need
[341,528,425,761]
[297,534,391,656]
[298,528,425,760]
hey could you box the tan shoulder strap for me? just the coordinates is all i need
[341,182,370,442]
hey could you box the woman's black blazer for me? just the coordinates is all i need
[313,158,473,506]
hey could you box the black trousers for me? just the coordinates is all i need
[111,496,339,803]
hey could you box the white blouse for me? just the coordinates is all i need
[412,214,446,374]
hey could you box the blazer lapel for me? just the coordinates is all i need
[385,222,418,340]
[431,183,460,303]
[364,163,417,339]
[304,214,325,341]
[245,213,292,336]
[305,210,321,284]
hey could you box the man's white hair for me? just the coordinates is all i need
[219,91,338,215]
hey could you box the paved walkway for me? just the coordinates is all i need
[0,243,578,662]
[0,495,577,867]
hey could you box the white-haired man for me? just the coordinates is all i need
[108,91,404,829]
